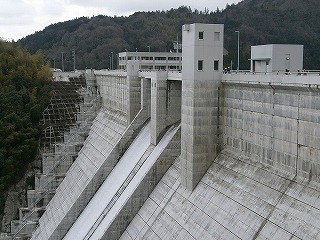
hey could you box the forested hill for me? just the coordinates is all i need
[0,41,52,217]
[18,0,320,70]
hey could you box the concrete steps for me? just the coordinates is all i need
[9,95,101,239]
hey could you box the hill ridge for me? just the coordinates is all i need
[18,1,320,70]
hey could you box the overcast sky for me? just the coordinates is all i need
[0,0,242,41]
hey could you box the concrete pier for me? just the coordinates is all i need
[180,23,224,191]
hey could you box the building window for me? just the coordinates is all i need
[214,32,220,41]
[199,31,204,40]
[214,60,219,71]
[168,57,180,61]
[198,60,203,71]
[155,57,166,61]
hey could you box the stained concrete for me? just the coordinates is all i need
[121,147,320,240]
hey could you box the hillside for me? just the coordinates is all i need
[0,40,52,226]
[18,0,320,70]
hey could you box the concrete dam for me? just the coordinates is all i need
[5,23,320,239]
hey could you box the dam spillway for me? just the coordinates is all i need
[64,122,180,239]
[63,121,152,239]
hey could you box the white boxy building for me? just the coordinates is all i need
[118,51,182,71]
[250,44,303,73]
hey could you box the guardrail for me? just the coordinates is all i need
[223,70,320,76]
[222,70,320,86]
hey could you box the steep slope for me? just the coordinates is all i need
[121,148,320,240]
[18,1,320,70]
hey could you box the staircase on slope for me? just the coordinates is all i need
[9,74,101,240]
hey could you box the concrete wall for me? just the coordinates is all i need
[95,61,141,123]
[221,81,320,182]
[96,74,127,115]
[150,72,181,145]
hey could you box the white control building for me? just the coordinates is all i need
[250,44,303,73]
[118,51,182,71]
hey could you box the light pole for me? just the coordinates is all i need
[147,45,150,52]
[61,52,65,72]
[125,49,128,70]
[72,49,76,72]
[235,30,240,72]
[111,52,114,70]
[116,53,118,69]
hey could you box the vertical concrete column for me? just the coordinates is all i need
[85,69,97,96]
[151,71,168,145]
[126,61,141,123]
[180,23,224,191]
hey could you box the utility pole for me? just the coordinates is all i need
[72,49,76,71]
[176,34,179,54]
[235,30,240,72]
[173,33,180,70]
[61,52,65,72]
[116,53,118,69]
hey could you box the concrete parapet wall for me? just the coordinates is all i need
[223,71,320,85]
[221,81,320,182]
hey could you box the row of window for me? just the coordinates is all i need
[119,56,182,61]
[198,31,220,41]
[132,65,181,70]
[198,60,219,71]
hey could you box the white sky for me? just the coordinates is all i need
[0,0,242,41]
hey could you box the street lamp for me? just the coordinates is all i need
[147,45,150,52]
[61,52,65,72]
[235,30,240,72]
